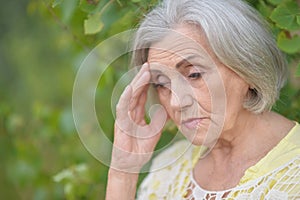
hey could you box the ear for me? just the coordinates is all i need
[244,82,254,96]
[244,86,258,104]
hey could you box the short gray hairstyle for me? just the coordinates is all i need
[131,0,288,113]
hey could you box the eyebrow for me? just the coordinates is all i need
[175,55,201,69]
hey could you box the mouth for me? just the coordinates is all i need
[181,118,205,130]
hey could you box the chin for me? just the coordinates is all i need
[191,136,218,147]
[179,127,208,145]
[179,125,220,148]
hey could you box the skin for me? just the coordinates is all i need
[106,24,295,199]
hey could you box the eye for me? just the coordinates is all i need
[152,74,170,89]
[152,82,168,89]
[152,83,164,88]
[188,72,202,79]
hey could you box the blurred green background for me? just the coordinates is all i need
[0,0,299,199]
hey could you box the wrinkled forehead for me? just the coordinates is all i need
[148,28,210,62]
[151,29,206,53]
[148,29,214,71]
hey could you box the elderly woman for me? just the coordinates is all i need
[106,0,300,199]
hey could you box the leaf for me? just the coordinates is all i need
[131,0,141,2]
[270,1,300,31]
[59,108,75,134]
[52,0,63,8]
[79,0,99,13]
[52,164,88,182]
[277,31,300,54]
[257,0,273,18]
[297,15,300,25]
[296,63,300,77]
[84,13,104,34]
[60,0,79,23]
[53,169,73,182]
[266,0,281,6]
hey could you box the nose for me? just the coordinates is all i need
[170,77,193,111]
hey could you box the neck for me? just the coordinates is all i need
[208,110,264,163]
[193,110,294,190]
[206,110,294,165]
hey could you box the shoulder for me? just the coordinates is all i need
[272,121,300,162]
[235,123,300,198]
[284,121,300,147]
[253,122,300,172]
[241,122,300,189]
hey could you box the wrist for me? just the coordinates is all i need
[106,168,139,200]
[108,168,139,181]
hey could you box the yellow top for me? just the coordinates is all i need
[137,122,300,200]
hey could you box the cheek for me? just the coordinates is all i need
[224,79,248,110]
[222,103,242,131]
[157,92,173,118]
[222,81,249,129]
[193,85,212,111]
[189,77,215,116]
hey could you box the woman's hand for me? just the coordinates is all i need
[106,63,167,200]
[111,63,167,173]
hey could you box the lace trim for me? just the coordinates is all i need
[183,157,300,200]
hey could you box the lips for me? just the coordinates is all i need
[181,118,203,130]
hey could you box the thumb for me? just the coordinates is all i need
[136,104,167,139]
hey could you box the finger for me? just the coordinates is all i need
[129,70,150,110]
[115,86,135,134]
[134,89,148,123]
[148,105,167,133]
[129,78,149,122]
[128,63,149,111]
[116,85,132,119]
[128,87,148,129]
[136,105,167,138]
[130,63,149,89]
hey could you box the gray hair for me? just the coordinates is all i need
[131,0,288,113]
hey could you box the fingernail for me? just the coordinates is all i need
[142,62,148,69]
[124,85,131,93]
[143,70,150,77]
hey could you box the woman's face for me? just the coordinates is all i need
[147,24,250,146]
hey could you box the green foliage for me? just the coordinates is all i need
[1,0,299,199]
[296,63,300,77]
[251,0,300,49]
[249,0,300,118]
[53,164,92,200]
[270,1,300,31]
[277,31,300,53]
[266,0,281,6]
[84,13,104,34]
